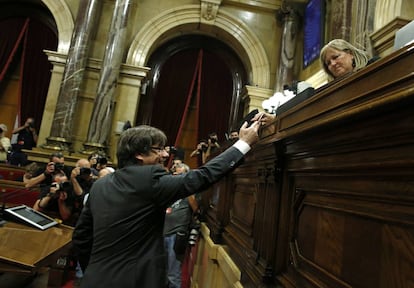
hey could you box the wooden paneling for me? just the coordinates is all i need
[201,43,414,287]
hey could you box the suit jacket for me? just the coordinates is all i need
[72,146,244,288]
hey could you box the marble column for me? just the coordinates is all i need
[275,7,298,93]
[83,0,133,152]
[44,0,102,151]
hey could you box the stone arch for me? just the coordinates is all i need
[41,0,74,53]
[126,5,271,88]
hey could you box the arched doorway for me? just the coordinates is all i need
[136,35,247,167]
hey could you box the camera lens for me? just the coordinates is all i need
[98,156,107,165]
[54,163,64,171]
[80,167,91,175]
[60,181,70,190]
[188,228,199,246]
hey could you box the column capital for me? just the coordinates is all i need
[241,85,274,113]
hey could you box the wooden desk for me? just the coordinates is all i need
[201,43,414,287]
[0,220,73,275]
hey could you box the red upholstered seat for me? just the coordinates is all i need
[0,180,40,207]
[0,164,26,181]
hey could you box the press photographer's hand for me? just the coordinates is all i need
[58,191,68,201]
[45,162,55,174]
[48,183,60,198]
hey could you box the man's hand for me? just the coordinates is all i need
[238,120,260,146]
[251,112,276,126]
[45,162,55,174]
[48,184,59,198]
[58,191,68,201]
[71,167,80,179]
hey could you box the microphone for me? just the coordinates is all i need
[0,184,37,226]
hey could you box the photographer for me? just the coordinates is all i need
[88,153,109,176]
[9,117,37,166]
[167,146,185,173]
[71,158,95,204]
[190,139,208,165]
[33,172,75,225]
[164,163,198,288]
[25,152,69,188]
[204,132,221,162]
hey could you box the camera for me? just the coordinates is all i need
[198,142,208,153]
[168,146,177,155]
[80,167,91,176]
[54,162,65,171]
[188,228,199,246]
[97,156,107,165]
[51,181,70,191]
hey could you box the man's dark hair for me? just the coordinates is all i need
[49,152,64,161]
[116,125,167,168]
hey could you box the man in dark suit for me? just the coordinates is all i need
[72,122,260,288]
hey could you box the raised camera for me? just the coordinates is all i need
[97,156,107,165]
[80,167,91,176]
[188,228,199,246]
[54,162,64,171]
[51,181,70,191]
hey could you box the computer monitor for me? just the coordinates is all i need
[5,205,58,230]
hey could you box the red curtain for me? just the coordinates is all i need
[150,50,200,144]
[0,18,29,82]
[0,17,57,129]
[20,18,57,128]
[150,49,233,146]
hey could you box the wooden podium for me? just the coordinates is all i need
[199,43,414,287]
[0,220,73,275]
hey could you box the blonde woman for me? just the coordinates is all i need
[320,39,371,81]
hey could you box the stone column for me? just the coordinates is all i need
[83,0,133,153]
[242,85,273,114]
[275,7,298,93]
[44,0,102,151]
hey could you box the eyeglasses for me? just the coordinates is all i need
[151,146,166,153]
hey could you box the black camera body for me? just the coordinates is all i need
[97,156,107,165]
[198,142,208,153]
[80,167,91,176]
[169,146,177,154]
[51,181,70,191]
[54,162,65,171]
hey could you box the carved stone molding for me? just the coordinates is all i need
[200,0,222,23]
[370,17,410,56]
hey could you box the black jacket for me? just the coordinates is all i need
[72,146,244,288]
